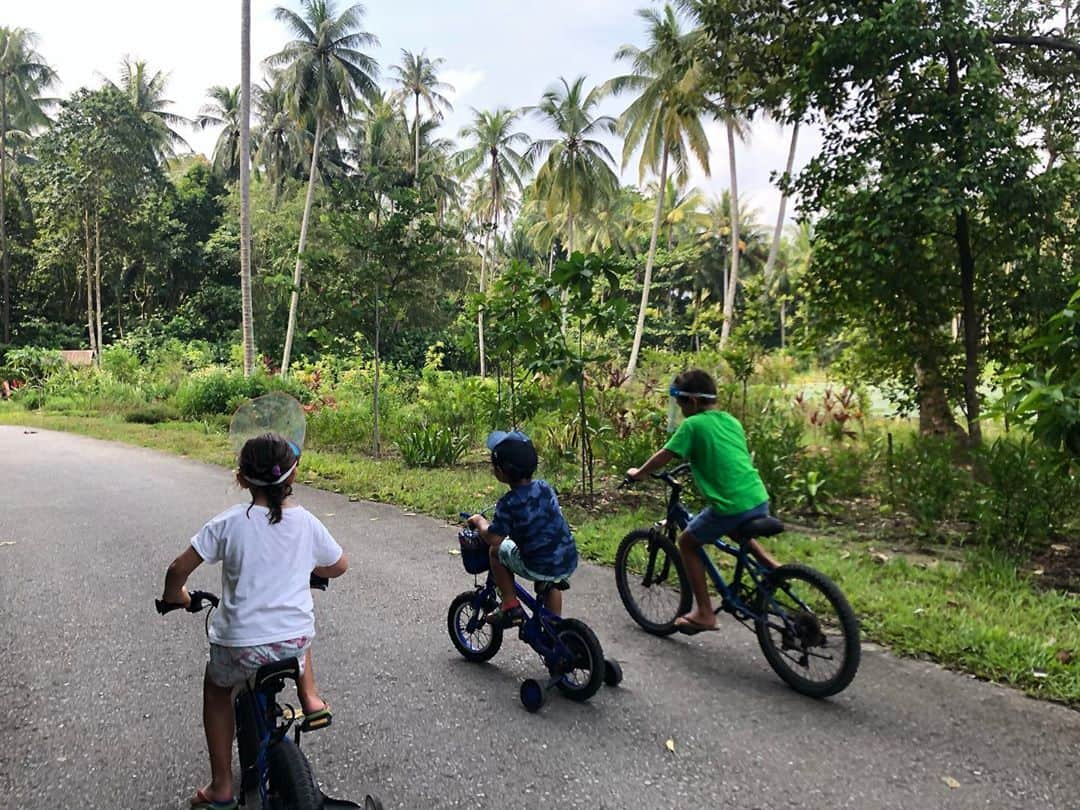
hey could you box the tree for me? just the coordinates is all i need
[1,26,56,344]
[455,107,529,376]
[197,85,243,181]
[606,6,710,378]
[253,73,304,202]
[390,49,453,184]
[239,0,255,376]
[267,0,379,377]
[110,57,190,162]
[527,76,619,260]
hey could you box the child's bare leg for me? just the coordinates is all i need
[677,530,717,628]
[297,648,327,715]
[488,546,518,607]
[538,583,562,616]
[749,539,780,570]
[201,670,236,801]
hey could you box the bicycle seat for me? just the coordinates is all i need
[731,516,784,541]
[535,579,571,596]
[250,657,300,693]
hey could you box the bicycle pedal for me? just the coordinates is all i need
[299,713,332,733]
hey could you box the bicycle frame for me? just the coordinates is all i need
[465,574,576,673]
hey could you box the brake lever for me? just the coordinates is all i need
[309,573,329,591]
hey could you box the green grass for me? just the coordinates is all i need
[3,405,1077,707]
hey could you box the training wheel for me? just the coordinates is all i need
[520,678,546,713]
[364,796,384,810]
[603,658,623,687]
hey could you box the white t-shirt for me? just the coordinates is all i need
[191,503,343,647]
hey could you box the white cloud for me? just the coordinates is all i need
[440,68,485,109]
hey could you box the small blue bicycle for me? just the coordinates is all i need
[156,581,382,809]
[447,514,622,712]
[615,464,860,698]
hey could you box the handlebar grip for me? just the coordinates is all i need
[187,590,220,611]
[310,573,329,591]
[155,598,185,615]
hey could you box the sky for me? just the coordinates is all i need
[1,0,820,229]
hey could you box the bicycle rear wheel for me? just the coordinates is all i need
[754,563,860,698]
[614,529,691,635]
[267,738,321,810]
[553,618,605,702]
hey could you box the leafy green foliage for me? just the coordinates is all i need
[397,423,470,468]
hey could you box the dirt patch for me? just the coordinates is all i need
[1029,540,1080,594]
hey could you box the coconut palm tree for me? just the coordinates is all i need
[197,85,242,181]
[718,107,752,346]
[526,75,619,259]
[455,107,529,376]
[389,49,453,183]
[110,57,190,162]
[239,0,255,376]
[267,0,379,377]
[253,74,305,202]
[0,26,56,343]
[606,5,710,379]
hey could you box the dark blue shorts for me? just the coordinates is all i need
[684,501,770,544]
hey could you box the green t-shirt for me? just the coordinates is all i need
[663,409,768,515]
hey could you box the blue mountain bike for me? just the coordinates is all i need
[615,465,860,698]
[156,583,382,809]
[447,516,622,712]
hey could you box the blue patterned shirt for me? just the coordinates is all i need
[488,480,578,578]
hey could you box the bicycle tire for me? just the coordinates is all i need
[233,691,260,794]
[553,618,605,702]
[754,563,860,698]
[614,528,692,635]
[447,590,503,662]
[266,738,321,810]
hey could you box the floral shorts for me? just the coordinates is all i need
[207,636,311,688]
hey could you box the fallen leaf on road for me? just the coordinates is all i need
[449,549,461,556]
[665,738,676,754]
[404,512,416,516]
[0,541,15,547]
[324,513,335,517]
[942,776,960,789]
[369,517,378,521]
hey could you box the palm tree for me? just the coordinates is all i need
[526,75,619,259]
[197,85,242,181]
[110,58,190,162]
[253,74,304,202]
[0,27,56,344]
[719,107,751,346]
[606,5,710,379]
[239,0,255,376]
[389,49,453,183]
[267,0,378,377]
[455,107,529,376]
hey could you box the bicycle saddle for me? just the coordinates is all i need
[250,657,301,692]
[731,516,784,540]
[536,579,571,596]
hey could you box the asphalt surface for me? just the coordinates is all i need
[2,425,1078,809]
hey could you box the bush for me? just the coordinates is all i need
[175,368,312,418]
[398,423,470,468]
[124,403,181,424]
[890,435,971,539]
[307,400,375,451]
[745,402,805,512]
[1,346,65,384]
[100,345,142,384]
[971,437,1079,552]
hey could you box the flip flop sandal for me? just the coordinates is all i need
[190,788,238,809]
[675,618,719,636]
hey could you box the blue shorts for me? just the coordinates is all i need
[685,502,770,545]
[498,539,577,582]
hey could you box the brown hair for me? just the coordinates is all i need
[238,433,296,524]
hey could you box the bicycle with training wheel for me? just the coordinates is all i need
[447,514,622,712]
[156,580,382,809]
[615,464,860,698]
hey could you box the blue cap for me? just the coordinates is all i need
[485,429,531,450]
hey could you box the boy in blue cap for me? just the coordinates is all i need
[467,430,579,627]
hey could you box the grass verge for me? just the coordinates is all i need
[4,406,1077,707]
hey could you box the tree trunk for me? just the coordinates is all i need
[478,224,490,378]
[373,282,381,456]
[83,210,96,356]
[779,300,786,349]
[0,77,8,344]
[280,117,323,377]
[956,208,982,446]
[239,0,256,376]
[720,118,741,346]
[916,355,961,437]
[624,145,668,381]
[763,122,799,284]
[413,91,421,185]
[94,208,103,363]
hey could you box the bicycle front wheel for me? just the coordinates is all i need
[614,529,691,635]
[267,738,321,810]
[754,563,861,698]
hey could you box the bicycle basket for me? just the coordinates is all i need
[458,528,490,574]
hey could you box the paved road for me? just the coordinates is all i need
[2,426,1078,809]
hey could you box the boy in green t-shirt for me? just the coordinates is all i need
[627,368,778,634]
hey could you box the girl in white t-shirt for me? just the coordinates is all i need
[159,433,348,810]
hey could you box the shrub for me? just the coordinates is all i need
[100,345,142,384]
[124,403,181,424]
[745,402,805,512]
[175,368,312,419]
[307,400,375,452]
[398,423,470,468]
[0,346,64,385]
[890,435,972,539]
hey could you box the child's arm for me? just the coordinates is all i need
[467,515,506,549]
[627,448,679,481]
[313,553,348,579]
[161,546,204,607]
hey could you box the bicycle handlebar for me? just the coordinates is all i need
[155,573,329,614]
[620,463,692,490]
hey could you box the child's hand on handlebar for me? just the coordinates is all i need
[165,585,191,609]
[466,514,489,532]
[625,467,643,481]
